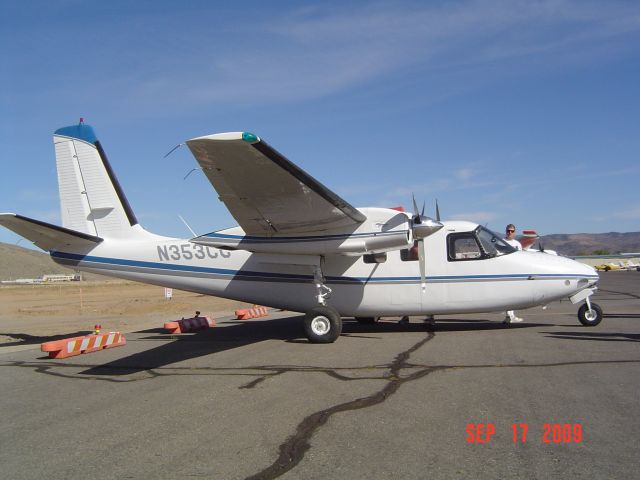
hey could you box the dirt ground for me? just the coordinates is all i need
[0,281,252,344]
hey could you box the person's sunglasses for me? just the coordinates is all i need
[506,229,515,233]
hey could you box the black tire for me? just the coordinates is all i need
[355,316,380,324]
[304,306,342,343]
[578,303,603,326]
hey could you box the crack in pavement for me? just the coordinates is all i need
[1,357,639,386]
[599,288,640,300]
[0,361,408,383]
[2,358,638,380]
[243,331,437,480]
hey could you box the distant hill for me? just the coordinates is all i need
[538,232,640,256]
[0,243,106,281]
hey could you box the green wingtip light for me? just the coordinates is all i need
[242,132,258,143]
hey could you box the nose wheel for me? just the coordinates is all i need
[578,302,603,326]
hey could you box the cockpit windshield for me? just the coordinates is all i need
[476,226,516,257]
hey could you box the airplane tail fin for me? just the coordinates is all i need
[53,122,147,240]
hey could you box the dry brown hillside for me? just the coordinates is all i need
[538,232,640,256]
[0,243,107,281]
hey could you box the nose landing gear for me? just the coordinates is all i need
[578,302,603,326]
[570,287,603,327]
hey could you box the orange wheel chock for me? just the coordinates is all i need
[41,332,126,359]
[235,306,269,320]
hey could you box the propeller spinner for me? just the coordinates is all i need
[411,194,444,291]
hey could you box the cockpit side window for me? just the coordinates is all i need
[447,227,516,261]
[447,233,482,261]
[476,226,516,257]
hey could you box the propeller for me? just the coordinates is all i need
[411,194,444,291]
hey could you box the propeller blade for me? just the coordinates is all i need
[539,241,545,252]
[435,199,441,222]
[421,201,425,217]
[412,194,419,218]
[418,239,426,291]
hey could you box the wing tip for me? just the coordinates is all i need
[187,132,261,144]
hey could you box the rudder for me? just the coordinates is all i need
[54,122,138,239]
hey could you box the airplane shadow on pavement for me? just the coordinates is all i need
[544,331,640,342]
[603,313,640,318]
[0,330,94,348]
[79,316,546,376]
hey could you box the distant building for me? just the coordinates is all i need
[1,273,81,285]
[13,278,43,285]
[42,274,80,282]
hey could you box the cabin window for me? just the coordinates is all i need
[447,233,482,261]
[363,252,387,264]
[400,241,419,261]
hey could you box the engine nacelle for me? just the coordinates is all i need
[190,229,411,256]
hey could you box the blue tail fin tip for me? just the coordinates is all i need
[54,124,98,144]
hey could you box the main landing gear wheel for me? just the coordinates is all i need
[355,316,380,324]
[578,302,603,327]
[304,306,342,343]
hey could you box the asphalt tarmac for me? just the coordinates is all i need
[1,272,639,479]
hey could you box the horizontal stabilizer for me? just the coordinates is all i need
[0,213,103,252]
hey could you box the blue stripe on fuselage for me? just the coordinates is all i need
[50,251,599,284]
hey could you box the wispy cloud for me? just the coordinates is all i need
[18,189,57,203]
[450,211,498,223]
[614,206,640,220]
[3,1,640,114]
[384,162,499,200]
[78,1,640,109]
[454,168,475,181]
[188,1,637,105]
[28,210,59,223]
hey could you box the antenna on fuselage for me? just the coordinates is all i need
[178,215,197,237]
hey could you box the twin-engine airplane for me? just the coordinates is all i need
[0,123,602,343]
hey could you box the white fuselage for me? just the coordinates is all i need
[50,219,599,317]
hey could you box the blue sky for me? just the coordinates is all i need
[1,0,639,248]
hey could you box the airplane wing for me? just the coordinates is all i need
[185,132,366,235]
[0,213,103,251]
